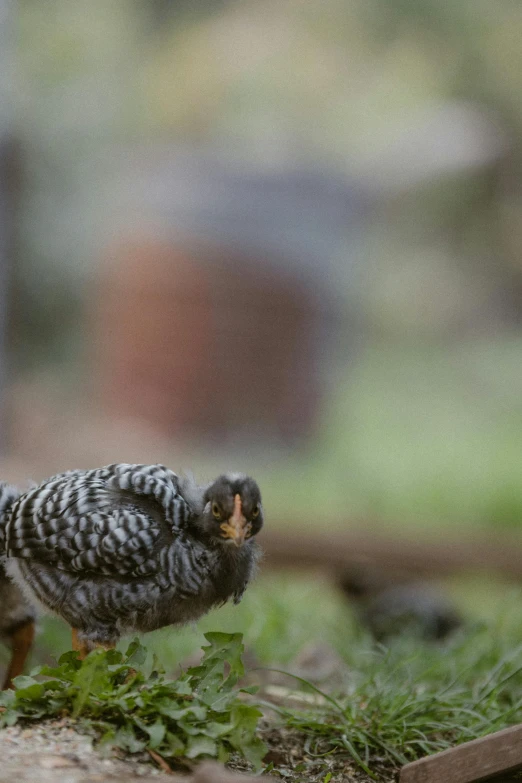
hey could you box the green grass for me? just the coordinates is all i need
[8,574,522,780]
[267,618,522,777]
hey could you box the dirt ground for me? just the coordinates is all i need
[0,720,172,783]
[0,719,394,783]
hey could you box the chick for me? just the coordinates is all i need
[5,464,263,657]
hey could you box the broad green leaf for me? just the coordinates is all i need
[201,632,245,680]
[35,665,74,682]
[14,681,45,701]
[0,690,15,707]
[204,690,238,712]
[143,718,166,749]
[202,720,235,738]
[189,632,245,707]
[3,709,20,727]
[217,744,230,764]
[104,649,124,666]
[229,703,267,770]
[177,718,210,736]
[165,731,185,755]
[58,651,83,669]
[98,726,116,746]
[114,695,137,710]
[115,723,147,753]
[185,734,217,758]
[237,734,267,771]
[72,652,111,716]
[12,676,40,690]
[125,638,147,667]
[170,678,192,696]
[157,701,207,721]
[39,679,65,692]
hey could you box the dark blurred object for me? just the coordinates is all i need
[94,155,362,446]
[340,570,462,642]
[0,563,35,689]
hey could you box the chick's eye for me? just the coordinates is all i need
[212,502,221,519]
[251,506,260,519]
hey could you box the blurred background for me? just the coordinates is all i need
[3,0,522,668]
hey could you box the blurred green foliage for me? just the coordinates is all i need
[10,0,522,533]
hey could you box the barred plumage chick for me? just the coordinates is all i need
[4,464,263,658]
[0,483,36,688]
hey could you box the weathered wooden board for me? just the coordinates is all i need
[261,528,522,582]
[400,723,522,783]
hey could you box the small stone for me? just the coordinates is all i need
[39,754,79,769]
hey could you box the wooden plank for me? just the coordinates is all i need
[261,528,522,581]
[400,723,522,783]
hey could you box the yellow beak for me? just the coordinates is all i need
[220,494,249,546]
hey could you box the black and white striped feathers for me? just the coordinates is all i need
[0,482,21,548]
[4,464,263,644]
[0,483,37,643]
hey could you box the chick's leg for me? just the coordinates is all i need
[72,629,115,659]
[71,628,90,660]
[3,620,35,690]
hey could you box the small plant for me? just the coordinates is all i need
[0,632,266,771]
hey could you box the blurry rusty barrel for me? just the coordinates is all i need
[95,239,323,443]
[93,154,363,445]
